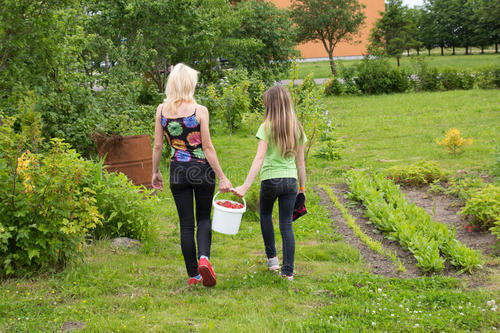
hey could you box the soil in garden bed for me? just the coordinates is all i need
[317,184,500,284]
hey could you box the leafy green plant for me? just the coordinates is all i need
[440,68,475,91]
[83,158,159,241]
[429,173,485,202]
[353,57,410,95]
[386,161,447,186]
[0,118,102,276]
[460,184,500,229]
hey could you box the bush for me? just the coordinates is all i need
[84,159,159,241]
[0,118,102,276]
[386,161,447,186]
[460,184,500,229]
[440,68,475,91]
[354,58,410,95]
[324,77,345,96]
[436,128,473,155]
[476,65,500,89]
[411,57,441,92]
[429,173,485,202]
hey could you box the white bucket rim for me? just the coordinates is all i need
[213,192,246,213]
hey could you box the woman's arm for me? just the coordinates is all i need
[152,105,164,190]
[296,143,306,193]
[198,106,232,192]
[232,140,268,198]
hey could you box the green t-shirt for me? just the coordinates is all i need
[256,122,307,181]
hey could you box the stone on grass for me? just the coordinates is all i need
[111,237,141,251]
[61,321,85,332]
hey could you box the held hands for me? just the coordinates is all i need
[152,171,163,190]
[219,177,232,193]
[232,184,249,198]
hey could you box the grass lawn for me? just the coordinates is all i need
[1,90,499,332]
[295,53,500,79]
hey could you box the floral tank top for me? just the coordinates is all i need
[161,109,206,163]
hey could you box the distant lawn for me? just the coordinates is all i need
[295,52,500,79]
[318,89,500,174]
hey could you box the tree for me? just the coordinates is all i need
[291,0,366,76]
[416,6,437,55]
[471,0,500,53]
[229,0,298,82]
[369,0,416,66]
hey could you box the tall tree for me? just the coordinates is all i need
[471,0,500,53]
[369,0,416,66]
[415,6,437,55]
[291,0,366,76]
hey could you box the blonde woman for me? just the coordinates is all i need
[233,86,306,281]
[152,63,231,287]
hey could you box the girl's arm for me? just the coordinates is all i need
[296,143,306,193]
[152,105,164,190]
[198,106,232,192]
[232,140,268,198]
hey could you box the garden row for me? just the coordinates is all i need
[0,118,157,277]
[386,161,500,239]
[324,57,500,96]
[345,170,483,273]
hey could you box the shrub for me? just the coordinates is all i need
[439,68,475,91]
[436,128,473,155]
[411,57,440,92]
[475,65,500,89]
[324,77,345,96]
[493,145,500,180]
[354,58,410,95]
[460,184,500,229]
[84,159,159,241]
[0,118,102,276]
[386,161,447,186]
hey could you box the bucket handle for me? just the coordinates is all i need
[213,190,246,210]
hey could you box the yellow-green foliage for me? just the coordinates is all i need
[319,185,406,273]
[386,161,447,186]
[436,128,473,155]
[461,184,500,229]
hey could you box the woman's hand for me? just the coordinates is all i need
[152,171,163,190]
[219,177,232,193]
[232,184,249,198]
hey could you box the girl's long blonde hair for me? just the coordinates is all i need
[164,63,198,114]
[263,85,304,158]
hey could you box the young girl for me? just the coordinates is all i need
[152,63,232,287]
[233,85,306,280]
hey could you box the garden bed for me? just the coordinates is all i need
[318,184,500,286]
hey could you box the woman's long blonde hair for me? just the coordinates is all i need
[263,85,304,158]
[163,63,198,114]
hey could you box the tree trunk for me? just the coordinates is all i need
[105,54,110,73]
[452,45,455,55]
[481,46,484,54]
[397,56,400,67]
[428,48,431,56]
[407,49,410,56]
[496,43,498,53]
[417,47,420,56]
[328,52,336,76]
[465,45,468,55]
[440,46,444,56]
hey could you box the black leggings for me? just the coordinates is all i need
[170,161,216,277]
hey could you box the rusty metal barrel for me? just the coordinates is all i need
[97,135,153,188]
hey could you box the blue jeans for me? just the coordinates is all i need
[259,178,297,276]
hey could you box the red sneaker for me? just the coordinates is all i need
[198,257,216,287]
[188,275,202,286]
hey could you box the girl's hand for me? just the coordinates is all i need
[219,177,232,193]
[232,184,249,198]
[152,171,163,190]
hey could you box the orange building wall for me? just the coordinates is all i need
[273,0,385,59]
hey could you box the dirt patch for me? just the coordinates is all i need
[61,321,85,332]
[401,187,498,256]
[317,184,500,285]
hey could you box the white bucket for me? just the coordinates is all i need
[212,192,246,235]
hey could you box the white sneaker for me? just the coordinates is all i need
[267,257,280,271]
[281,274,293,281]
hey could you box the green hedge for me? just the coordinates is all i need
[325,57,500,96]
